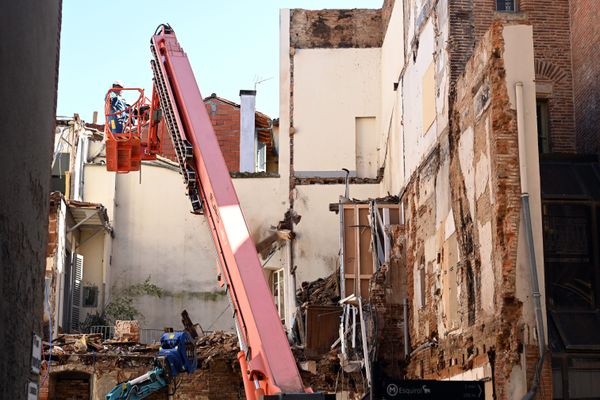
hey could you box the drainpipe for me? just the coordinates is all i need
[516,82,546,400]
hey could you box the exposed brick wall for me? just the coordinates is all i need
[160,96,276,173]
[40,356,242,400]
[369,225,408,381]
[571,0,600,154]
[52,375,90,400]
[47,199,59,257]
[401,23,550,399]
[448,0,575,153]
[290,9,383,48]
[381,0,396,36]
[524,345,553,400]
[204,98,241,172]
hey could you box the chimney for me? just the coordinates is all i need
[239,90,256,172]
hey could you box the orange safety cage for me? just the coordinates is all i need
[104,87,161,172]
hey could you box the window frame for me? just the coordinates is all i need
[270,268,286,324]
[496,0,518,12]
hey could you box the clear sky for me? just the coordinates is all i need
[57,0,382,123]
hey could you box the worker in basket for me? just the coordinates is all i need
[107,80,129,134]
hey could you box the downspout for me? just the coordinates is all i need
[516,82,546,400]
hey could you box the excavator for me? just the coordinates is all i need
[103,24,333,400]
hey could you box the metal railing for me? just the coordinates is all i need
[88,326,165,344]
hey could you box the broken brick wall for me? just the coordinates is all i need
[40,356,243,400]
[44,194,61,340]
[448,0,575,153]
[570,0,600,154]
[401,22,549,399]
[290,8,383,49]
[369,224,407,380]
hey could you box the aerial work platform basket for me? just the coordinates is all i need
[104,87,160,172]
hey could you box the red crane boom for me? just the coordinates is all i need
[105,25,330,400]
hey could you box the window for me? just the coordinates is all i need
[355,117,378,178]
[496,0,518,12]
[422,62,436,134]
[256,141,267,172]
[271,269,286,324]
[83,286,98,308]
[544,204,595,311]
[51,152,69,193]
[342,204,400,298]
[537,99,551,154]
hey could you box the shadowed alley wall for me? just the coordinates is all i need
[0,1,62,398]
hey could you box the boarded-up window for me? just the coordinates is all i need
[422,62,436,134]
[342,204,400,298]
[442,233,460,328]
[355,117,378,178]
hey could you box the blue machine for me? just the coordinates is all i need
[106,331,197,400]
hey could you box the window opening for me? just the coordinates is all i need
[537,99,551,154]
[271,268,286,324]
[496,0,518,12]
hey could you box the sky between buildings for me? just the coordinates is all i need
[57,0,383,123]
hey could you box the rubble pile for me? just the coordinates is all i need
[296,271,339,306]
[294,348,365,395]
[44,333,159,361]
[195,331,239,369]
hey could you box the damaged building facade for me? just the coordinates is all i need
[37,1,600,398]
[281,0,600,399]
[48,93,287,335]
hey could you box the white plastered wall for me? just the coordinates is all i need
[380,0,405,195]
[103,165,287,331]
[401,19,439,180]
[292,47,381,174]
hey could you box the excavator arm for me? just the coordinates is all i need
[105,24,332,400]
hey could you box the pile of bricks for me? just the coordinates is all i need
[114,320,141,343]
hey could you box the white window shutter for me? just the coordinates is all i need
[71,254,84,331]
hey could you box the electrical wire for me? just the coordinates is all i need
[206,303,231,332]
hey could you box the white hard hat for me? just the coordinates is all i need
[112,80,124,88]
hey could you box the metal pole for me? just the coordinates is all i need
[403,298,409,358]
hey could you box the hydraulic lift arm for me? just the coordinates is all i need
[105,332,197,400]
[105,24,330,400]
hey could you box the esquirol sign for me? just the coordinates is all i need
[375,379,485,400]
